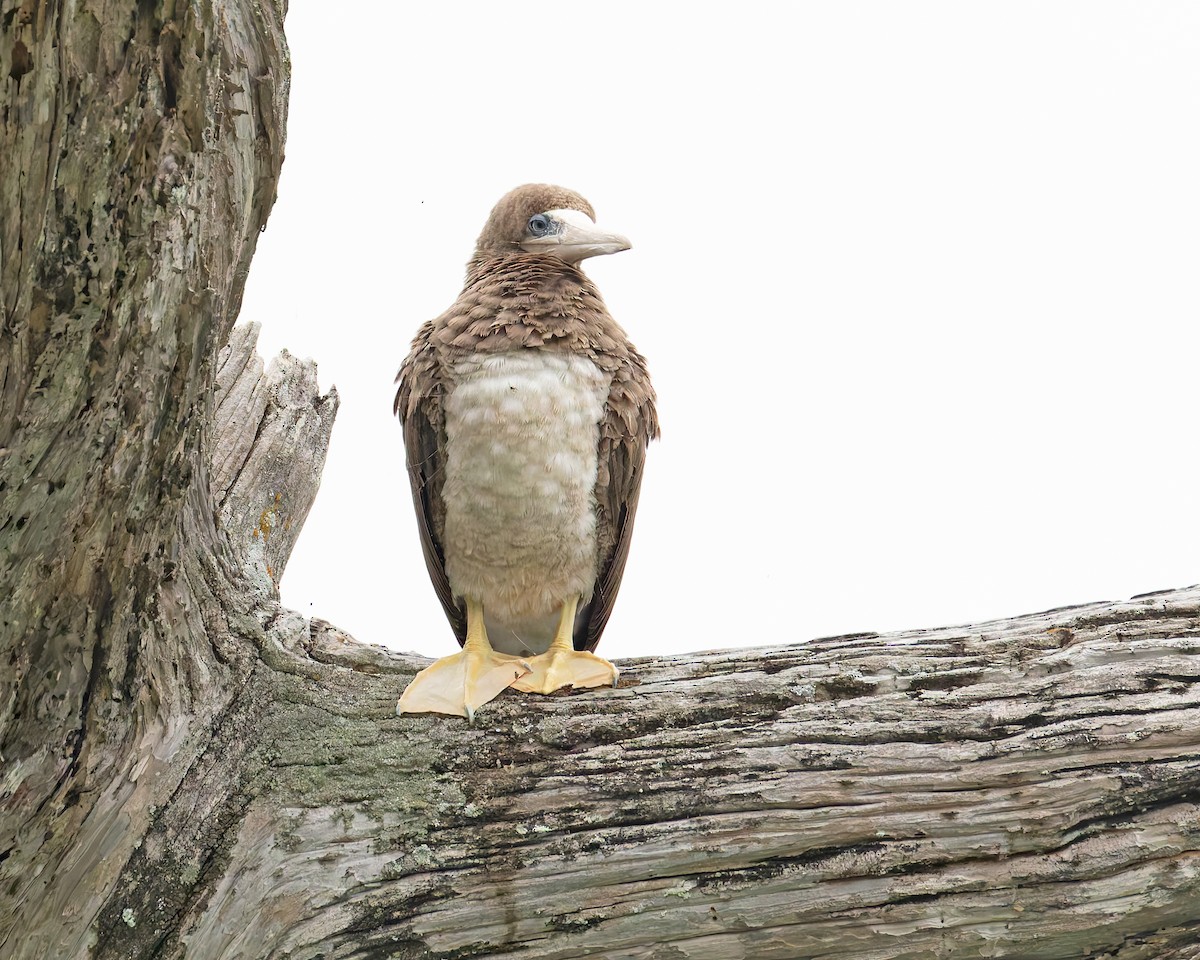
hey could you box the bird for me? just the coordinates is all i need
[394,184,658,720]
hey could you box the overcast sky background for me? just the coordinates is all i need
[240,2,1200,660]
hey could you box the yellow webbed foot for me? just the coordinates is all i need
[397,597,530,721]
[511,647,619,694]
[397,648,530,720]
[510,595,619,694]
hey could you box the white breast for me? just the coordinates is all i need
[442,351,610,654]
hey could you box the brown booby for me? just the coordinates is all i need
[394,184,659,720]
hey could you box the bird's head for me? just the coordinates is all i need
[474,184,631,265]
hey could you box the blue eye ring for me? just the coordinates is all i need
[527,214,552,237]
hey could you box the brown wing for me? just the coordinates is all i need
[575,354,660,652]
[395,347,467,644]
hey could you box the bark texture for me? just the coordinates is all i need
[4,3,1200,959]
[1,0,295,955]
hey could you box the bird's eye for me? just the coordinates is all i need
[527,214,552,237]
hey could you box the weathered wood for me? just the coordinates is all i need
[212,322,338,588]
[4,2,1200,959]
[88,582,1200,960]
[1,0,291,955]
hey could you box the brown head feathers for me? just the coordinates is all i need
[474,184,597,256]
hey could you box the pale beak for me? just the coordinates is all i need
[520,208,632,264]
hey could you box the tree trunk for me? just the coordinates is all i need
[4,3,1200,958]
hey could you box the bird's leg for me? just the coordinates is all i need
[396,598,531,721]
[511,596,620,695]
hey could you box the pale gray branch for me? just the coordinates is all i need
[102,586,1200,960]
[212,322,338,588]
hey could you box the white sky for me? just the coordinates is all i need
[241,2,1200,660]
